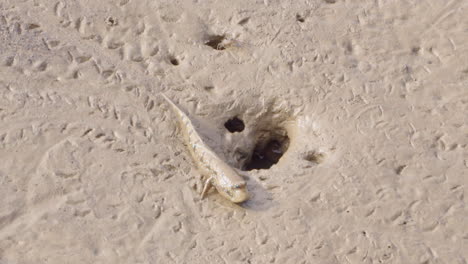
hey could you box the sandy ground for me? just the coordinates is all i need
[0,0,467,263]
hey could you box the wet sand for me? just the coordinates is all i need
[0,0,467,263]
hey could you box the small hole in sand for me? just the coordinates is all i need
[224,117,245,133]
[105,17,118,26]
[411,46,420,55]
[244,131,290,171]
[204,35,226,50]
[169,56,179,66]
[296,14,305,23]
[238,17,250,25]
[26,24,40,30]
[304,151,325,164]
[324,0,337,3]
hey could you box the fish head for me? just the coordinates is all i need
[228,182,249,203]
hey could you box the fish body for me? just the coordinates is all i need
[161,94,249,203]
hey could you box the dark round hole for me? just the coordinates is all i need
[169,57,179,66]
[224,117,245,133]
[244,134,290,171]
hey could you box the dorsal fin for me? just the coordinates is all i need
[160,93,204,143]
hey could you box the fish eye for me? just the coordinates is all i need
[232,183,245,189]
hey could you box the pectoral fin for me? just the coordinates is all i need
[201,177,213,199]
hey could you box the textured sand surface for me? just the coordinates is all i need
[0,0,467,263]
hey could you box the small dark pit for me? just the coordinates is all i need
[304,151,325,164]
[105,16,118,26]
[296,14,305,23]
[238,17,250,25]
[169,56,179,66]
[26,24,40,30]
[411,46,420,55]
[224,117,245,133]
[205,35,226,50]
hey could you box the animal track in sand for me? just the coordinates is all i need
[204,86,215,92]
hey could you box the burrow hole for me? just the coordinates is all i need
[105,16,118,26]
[169,56,179,66]
[224,117,245,133]
[243,127,290,171]
[296,14,305,23]
[204,35,226,50]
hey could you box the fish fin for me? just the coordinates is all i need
[201,177,213,199]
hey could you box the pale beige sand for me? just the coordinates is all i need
[0,0,467,263]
